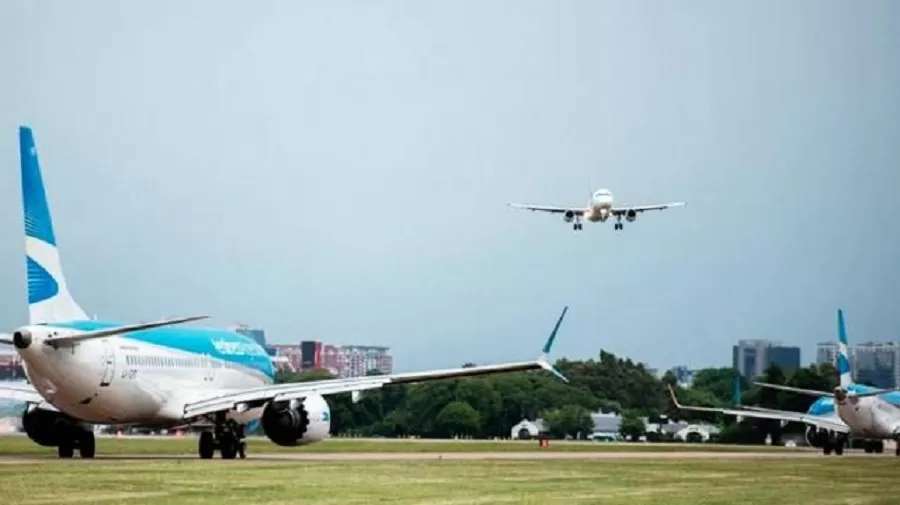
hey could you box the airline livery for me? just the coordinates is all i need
[0,126,569,459]
[508,188,685,231]
[670,309,900,456]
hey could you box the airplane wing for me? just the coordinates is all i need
[667,385,849,433]
[183,307,571,421]
[611,202,685,216]
[507,203,584,214]
[0,381,44,404]
[0,334,11,345]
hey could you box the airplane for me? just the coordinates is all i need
[669,309,900,456]
[508,188,685,231]
[0,126,571,460]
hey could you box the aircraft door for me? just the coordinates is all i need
[100,339,115,387]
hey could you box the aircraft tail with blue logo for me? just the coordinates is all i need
[16,126,207,343]
[19,126,88,325]
[836,309,853,389]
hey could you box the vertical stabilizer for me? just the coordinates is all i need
[836,309,852,389]
[19,126,87,324]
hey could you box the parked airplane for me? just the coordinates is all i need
[0,126,570,460]
[669,310,900,456]
[508,188,685,231]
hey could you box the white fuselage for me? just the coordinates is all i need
[16,326,330,436]
[836,396,900,440]
[584,189,614,222]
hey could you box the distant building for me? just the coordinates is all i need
[816,340,900,389]
[232,325,267,347]
[668,366,695,387]
[269,344,303,372]
[339,345,393,377]
[732,339,801,379]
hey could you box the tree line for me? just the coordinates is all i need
[268,350,840,443]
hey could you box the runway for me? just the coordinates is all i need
[0,450,850,463]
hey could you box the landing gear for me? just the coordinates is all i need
[572,218,583,231]
[822,431,846,456]
[613,218,623,231]
[863,440,885,454]
[199,416,247,460]
[57,426,95,459]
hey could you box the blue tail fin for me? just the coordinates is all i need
[836,309,852,388]
[19,126,87,324]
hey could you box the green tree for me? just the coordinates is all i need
[542,404,594,439]
[435,401,480,437]
[619,410,646,442]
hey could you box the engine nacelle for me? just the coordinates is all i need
[563,210,575,223]
[22,407,77,447]
[260,394,331,447]
[625,209,637,222]
[805,426,825,448]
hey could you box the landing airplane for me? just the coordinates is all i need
[669,309,900,456]
[508,188,685,231]
[0,126,570,460]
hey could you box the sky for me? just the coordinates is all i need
[0,1,898,372]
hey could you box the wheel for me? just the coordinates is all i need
[834,442,844,456]
[79,430,96,459]
[58,441,74,458]
[895,442,900,457]
[876,441,885,454]
[220,434,238,460]
[198,431,215,459]
[238,440,247,460]
[823,442,832,455]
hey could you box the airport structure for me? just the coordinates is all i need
[817,340,900,389]
[732,339,801,379]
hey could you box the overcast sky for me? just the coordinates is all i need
[0,1,897,372]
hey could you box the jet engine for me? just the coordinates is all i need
[805,426,826,448]
[260,393,331,447]
[22,407,78,447]
[626,209,637,222]
[563,210,575,223]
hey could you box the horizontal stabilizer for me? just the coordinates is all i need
[44,315,209,346]
[0,334,12,345]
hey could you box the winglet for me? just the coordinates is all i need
[541,306,568,355]
[666,384,683,408]
[538,306,569,382]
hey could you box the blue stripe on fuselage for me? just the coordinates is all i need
[41,320,275,381]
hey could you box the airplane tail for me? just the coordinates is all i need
[19,126,87,324]
[836,309,852,389]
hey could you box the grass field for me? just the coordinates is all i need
[1,457,896,505]
[0,434,811,456]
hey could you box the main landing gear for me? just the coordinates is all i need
[613,217,624,231]
[821,431,846,456]
[199,415,247,460]
[572,218,583,231]
[862,440,885,454]
[57,426,96,459]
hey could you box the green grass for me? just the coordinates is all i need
[0,434,811,456]
[0,458,896,505]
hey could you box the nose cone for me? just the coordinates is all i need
[13,330,32,349]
